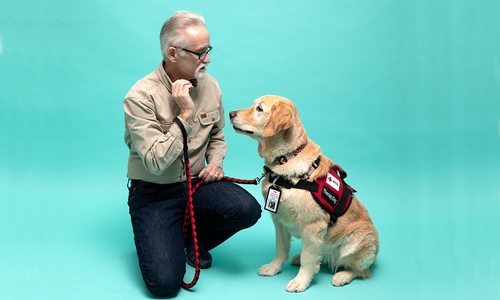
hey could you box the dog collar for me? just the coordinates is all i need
[273,143,307,165]
[265,156,321,181]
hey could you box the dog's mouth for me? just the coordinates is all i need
[233,126,254,135]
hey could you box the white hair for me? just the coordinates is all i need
[160,11,206,61]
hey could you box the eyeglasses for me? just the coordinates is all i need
[177,45,212,61]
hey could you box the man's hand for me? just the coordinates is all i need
[198,164,224,182]
[172,79,195,122]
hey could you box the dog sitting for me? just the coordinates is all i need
[229,95,379,292]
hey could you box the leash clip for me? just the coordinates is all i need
[255,171,267,184]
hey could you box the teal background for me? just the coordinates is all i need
[1,0,499,299]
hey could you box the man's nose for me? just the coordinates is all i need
[229,111,237,120]
[202,53,210,64]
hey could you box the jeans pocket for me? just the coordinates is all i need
[128,182,158,212]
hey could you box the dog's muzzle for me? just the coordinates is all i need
[229,111,255,134]
[232,126,254,135]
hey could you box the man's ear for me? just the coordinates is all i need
[262,102,294,137]
[167,46,177,62]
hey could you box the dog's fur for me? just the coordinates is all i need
[230,95,379,292]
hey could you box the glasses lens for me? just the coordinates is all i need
[200,46,212,60]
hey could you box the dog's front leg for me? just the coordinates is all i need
[286,221,327,292]
[258,220,290,276]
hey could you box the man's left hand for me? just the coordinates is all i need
[198,164,224,182]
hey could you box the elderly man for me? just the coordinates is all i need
[123,11,261,297]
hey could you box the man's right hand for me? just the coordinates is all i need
[172,79,195,122]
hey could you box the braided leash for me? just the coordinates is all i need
[174,118,265,289]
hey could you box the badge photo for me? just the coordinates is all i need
[265,186,281,213]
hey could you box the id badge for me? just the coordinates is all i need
[265,186,281,213]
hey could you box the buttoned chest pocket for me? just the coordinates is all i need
[197,108,220,126]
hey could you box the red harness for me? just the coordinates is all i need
[266,162,356,224]
[310,164,355,223]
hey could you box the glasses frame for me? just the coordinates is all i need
[177,45,212,60]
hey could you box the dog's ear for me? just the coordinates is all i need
[263,102,294,137]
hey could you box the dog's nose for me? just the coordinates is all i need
[229,111,237,120]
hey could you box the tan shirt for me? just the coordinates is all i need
[123,63,227,184]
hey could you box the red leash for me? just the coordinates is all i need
[174,118,264,289]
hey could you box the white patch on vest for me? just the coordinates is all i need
[322,187,337,204]
[326,173,340,191]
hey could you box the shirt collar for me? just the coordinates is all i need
[156,62,174,93]
[155,61,199,93]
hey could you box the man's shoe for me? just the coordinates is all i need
[186,246,212,269]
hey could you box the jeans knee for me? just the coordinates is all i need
[144,271,182,298]
[240,198,262,228]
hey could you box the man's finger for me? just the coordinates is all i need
[172,81,178,96]
[204,173,213,182]
[182,83,192,95]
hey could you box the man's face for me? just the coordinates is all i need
[176,25,211,80]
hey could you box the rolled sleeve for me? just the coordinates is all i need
[169,116,192,138]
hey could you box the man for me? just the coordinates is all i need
[123,11,261,297]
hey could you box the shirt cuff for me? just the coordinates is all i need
[207,156,224,169]
[170,117,193,138]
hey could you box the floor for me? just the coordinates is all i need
[1,1,499,299]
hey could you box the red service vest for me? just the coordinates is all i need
[311,165,355,223]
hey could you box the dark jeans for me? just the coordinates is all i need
[127,179,261,297]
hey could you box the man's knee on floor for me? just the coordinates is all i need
[145,271,182,298]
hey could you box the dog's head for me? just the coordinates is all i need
[229,95,297,139]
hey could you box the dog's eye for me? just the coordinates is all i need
[255,104,263,112]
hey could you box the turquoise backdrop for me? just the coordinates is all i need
[1,1,499,299]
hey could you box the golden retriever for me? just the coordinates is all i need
[229,95,379,292]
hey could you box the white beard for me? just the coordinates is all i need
[194,64,207,79]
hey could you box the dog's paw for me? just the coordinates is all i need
[285,275,311,292]
[258,263,282,276]
[332,270,355,287]
[290,253,301,266]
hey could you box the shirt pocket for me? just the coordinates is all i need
[197,108,220,126]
